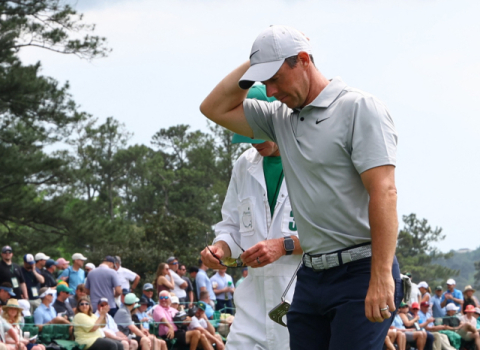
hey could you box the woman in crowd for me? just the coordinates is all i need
[2,299,45,350]
[153,263,174,295]
[418,281,432,311]
[392,302,427,350]
[73,296,123,350]
[462,285,479,314]
[68,283,87,311]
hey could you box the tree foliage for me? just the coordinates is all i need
[396,213,458,284]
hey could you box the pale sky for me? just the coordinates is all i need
[20,0,480,252]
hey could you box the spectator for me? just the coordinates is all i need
[235,268,248,288]
[68,283,87,311]
[153,263,174,294]
[195,260,216,305]
[53,284,75,320]
[141,283,155,310]
[165,257,187,303]
[473,307,480,330]
[384,328,406,350]
[393,302,427,350]
[84,263,95,284]
[0,284,15,306]
[119,289,129,307]
[441,279,464,309]
[431,285,446,318]
[17,299,31,327]
[134,297,152,330]
[418,301,456,350]
[130,301,161,349]
[59,253,87,294]
[73,296,122,350]
[458,305,480,347]
[114,293,166,350]
[2,299,45,350]
[0,304,23,350]
[41,259,57,288]
[33,288,70,330]
[34,253,49,273]
[188,301,224,350]
[188,267,199,302]
[21,254,44,312]
[153,290,207,350]
[94,298,138,350]
[462,285,479,314]
[114,257,140,293]
[199,291,214,320]
[55,258,70,278]
[177,264,194,307]
[0,246,27,300]
[170,296,181,311]
[418,281,431,304]
[210,267,234,313]
[85,256,121,316]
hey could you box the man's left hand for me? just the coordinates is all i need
[365,274,395,322]
[241,239,284,268]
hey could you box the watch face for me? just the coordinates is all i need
[284,238,294,251]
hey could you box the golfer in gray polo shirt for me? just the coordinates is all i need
[200,25,402,350]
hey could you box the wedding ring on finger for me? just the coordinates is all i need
[380,307,389,311]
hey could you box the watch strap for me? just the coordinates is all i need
[283,236,294,256]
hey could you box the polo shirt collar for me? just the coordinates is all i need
[307,76,347,109]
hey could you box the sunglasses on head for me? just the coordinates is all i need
[159,296,169,300]
[79,302,90,306]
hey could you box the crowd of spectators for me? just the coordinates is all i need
[386,274,480,350]
[0,247,240,350]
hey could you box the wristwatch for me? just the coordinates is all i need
[283,236,295,256]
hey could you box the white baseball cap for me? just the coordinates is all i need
[417,281,428,289]
[85,263,95,270]
[239,25,312,90]
[446,279,456,285]
[35,252,50,261]
[446,303,459,311]
[72,253,87,261]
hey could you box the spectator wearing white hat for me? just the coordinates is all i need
[17,299,31,327]
[21,254,44,313]
[462,285,479,314]
[418,281,432,313]
[59,253,87,295]
[441,279,464,309]
[84,263,95,285]
[33,287,70,331]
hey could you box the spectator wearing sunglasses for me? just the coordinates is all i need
[200,85,302,350]
[165,257,188,304]
[177,264,194,308]
[0,246,27,300]
[153,290,212,350]
[73,297,122,350]
[114,293,167,350]
[34,287,71,331]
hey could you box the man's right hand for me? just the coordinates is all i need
[200,245,226,269]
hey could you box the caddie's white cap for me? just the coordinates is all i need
[446,278,456,285]
[239,25,312,90]
[72,253,87,261]
[417,281,428,289]
[446,303,459,311]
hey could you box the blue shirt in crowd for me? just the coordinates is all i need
[392,314,405,329]
[59,266,85,295]
[441,289,463,307]
[431,294,446,318]
[195,269,216,301]
[34,303,57,325]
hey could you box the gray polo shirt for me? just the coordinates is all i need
[244,77,397,255]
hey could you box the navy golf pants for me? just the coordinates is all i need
[287,256,402,350]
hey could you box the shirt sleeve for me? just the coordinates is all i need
[123,268,137,282]
[111,271,121,287]
[350,95,398,174]
[172,273,184,286]
[243,99,283,142]
[59,268,68,279]
[113,309,133,327]
[85,276,90,290]
[196,273,207,290]
[188,317,201,330]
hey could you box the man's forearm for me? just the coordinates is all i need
[369,189,398,278]
[21,283,28,299]
[200,61,250,122]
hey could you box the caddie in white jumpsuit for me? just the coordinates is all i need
[204,85,303,350]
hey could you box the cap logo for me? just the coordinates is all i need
[250,49,260,59]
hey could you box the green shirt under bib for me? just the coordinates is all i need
[263,156,284,217]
